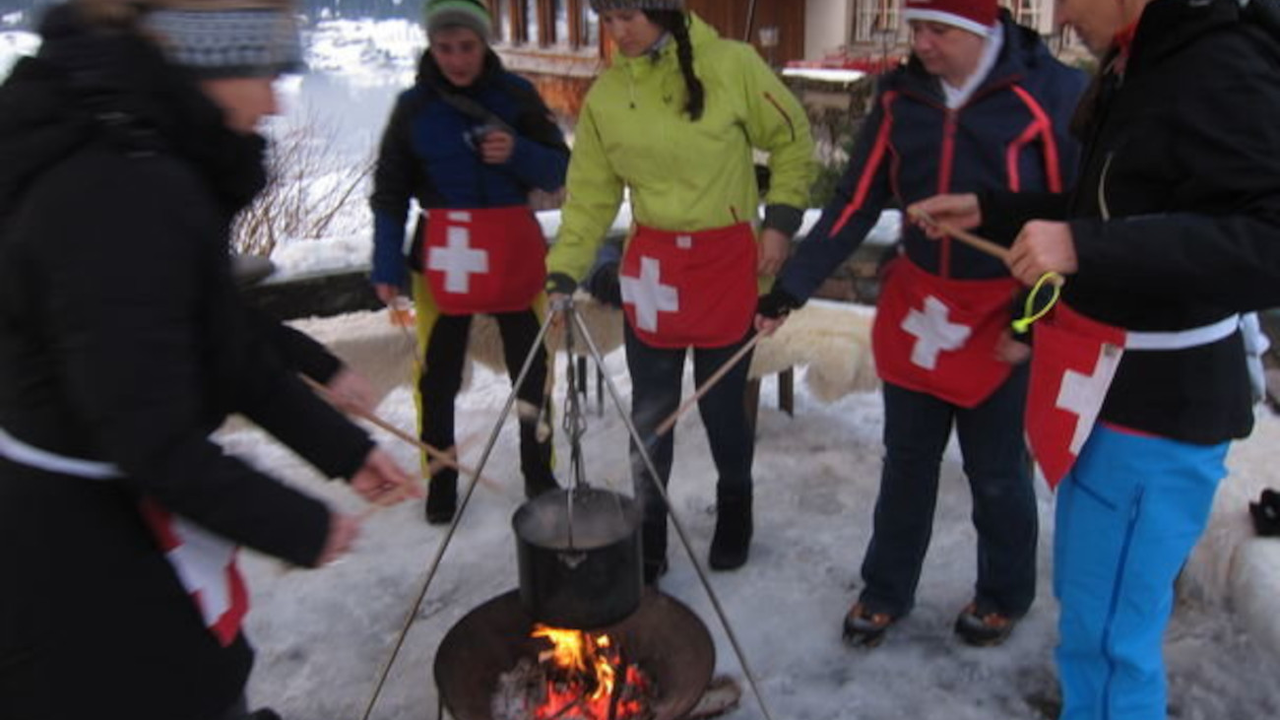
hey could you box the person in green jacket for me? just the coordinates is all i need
[545,0,816,582]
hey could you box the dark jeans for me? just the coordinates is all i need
[624,324,755,565]
[860,366,1037,618]
[419,309,552,483]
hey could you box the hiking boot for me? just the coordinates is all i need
[708,493,752,570]
[425,470,457,525]
[842,602,895,648]
[954,602,1019,647]
[523,470,560,499]
[642,520,667,585]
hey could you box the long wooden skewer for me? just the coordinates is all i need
[301,376,505,496]
[909,207,1065,287]
[653,332,762,438]
[909,207,1011,262]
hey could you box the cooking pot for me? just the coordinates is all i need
[513,486,642,629]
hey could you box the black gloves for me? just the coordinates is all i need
[544,272,577,296]
[579,241,624,308]
[585,260,622,308]
[757,286,803,319]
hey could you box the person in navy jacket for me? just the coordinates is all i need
[758,0,1085,647]
[370,0,570,523]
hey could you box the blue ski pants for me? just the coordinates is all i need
[1054,424,1228,720]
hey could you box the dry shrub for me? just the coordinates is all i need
[232,107,373,257]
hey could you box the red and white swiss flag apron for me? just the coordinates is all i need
[139,499,249,647]
[0,429,250,647]
[871,257,1020,408]
[619,223,758,348]
[1026,304,1240,488]
[422,206,546,315]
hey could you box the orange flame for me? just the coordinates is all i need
[529,624,648,719]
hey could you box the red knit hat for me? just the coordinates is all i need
[902,0,998,35]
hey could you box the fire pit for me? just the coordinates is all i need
[434,589,714,720]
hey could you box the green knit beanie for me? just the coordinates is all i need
[423,0,492,41]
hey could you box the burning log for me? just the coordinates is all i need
[491,625,656,720]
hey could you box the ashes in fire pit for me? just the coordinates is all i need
[492,624,656,720]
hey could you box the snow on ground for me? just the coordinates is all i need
[219,348,1280,720]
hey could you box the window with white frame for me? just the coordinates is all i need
[852,0,901,43]
[491,0,600,51]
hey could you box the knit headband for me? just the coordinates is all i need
[143,6,304,78]
[424,0,492,41]
[589,0,685,11]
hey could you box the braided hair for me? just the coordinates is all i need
[644,10,704,121]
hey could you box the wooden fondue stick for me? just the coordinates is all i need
[909,207,1011,262]
[653,332,762,439]
[301,376,504,497]
[909,207,1067,289]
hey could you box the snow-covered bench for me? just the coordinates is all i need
[1182,410,1280,665]
[287,296,879,415]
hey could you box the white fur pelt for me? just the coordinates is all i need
[285,297,879,409]
[750,298,879,400]
[464,295,878,400]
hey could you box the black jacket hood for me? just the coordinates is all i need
[1116,0,1280,74]
[0,4,267,228]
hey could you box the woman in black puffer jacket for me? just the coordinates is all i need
[0,2,417,719]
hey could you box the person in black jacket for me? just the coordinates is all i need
[912,0,1280,716]
[369,0,569,524]
[0,2,420,719]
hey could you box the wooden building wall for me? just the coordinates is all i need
[687,0,806,66]
[490,0,806,121]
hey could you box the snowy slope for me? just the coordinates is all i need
[221,346,1280,720]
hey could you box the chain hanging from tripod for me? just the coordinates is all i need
[559,309,589,490]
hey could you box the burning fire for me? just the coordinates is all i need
[527,624,650,720]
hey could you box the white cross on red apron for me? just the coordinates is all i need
[619,223,757,348]
[871,256,1020,408]
[1026,303,1241,487]
[423,206,547,315]
[0,429,247,647]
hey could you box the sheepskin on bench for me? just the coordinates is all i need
[287,296,879,411]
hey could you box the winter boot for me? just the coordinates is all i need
[642,520,668,585]
[842,602,896,648]
[520,409,559,499]
[953,601,1019,647]
[523,467,559,500]
[708,493,752,571]
[425,468,458,525]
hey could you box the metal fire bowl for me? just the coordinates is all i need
[434,588,715,720]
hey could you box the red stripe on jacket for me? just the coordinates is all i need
[829,91,898,237]
[1009,85,1064,193]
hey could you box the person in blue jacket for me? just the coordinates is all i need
[757,0,1086,647]
[370,0,570,523]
